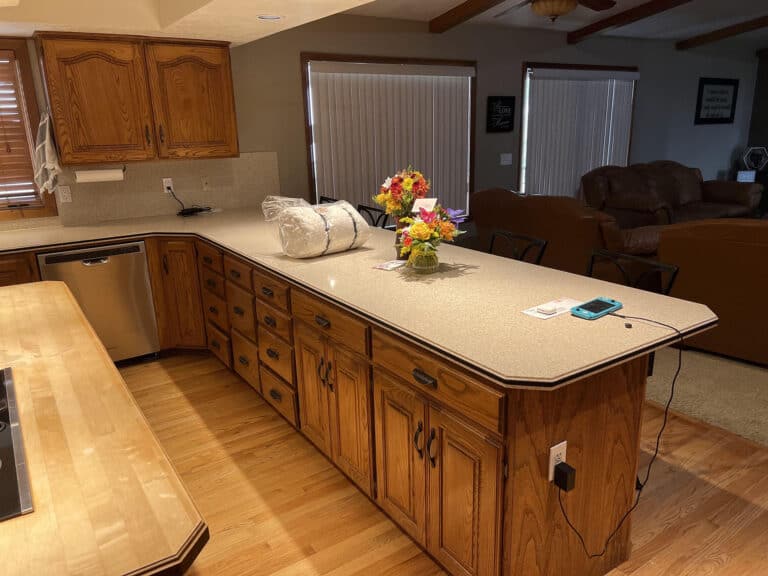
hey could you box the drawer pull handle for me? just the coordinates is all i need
[208,306,218,314]
[264,315,277,328]
[211,340,221,350]
[426,428,437,468]
[314,315,331,329]
[238,355,249,367]
[206,278,217,288]
[261,286,274,298]
[317,357,326,387]
[266,348,279,360]
[412,368,437,389]
[203,256,213,265]
[233,306,245,316]
[413,421,424,459]
[269,388,282,402]
[325,361,333,392]
[229,269,241,279]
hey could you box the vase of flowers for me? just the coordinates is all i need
[398,206,465,274]
[373,167,431,259]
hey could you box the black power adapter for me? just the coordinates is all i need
[554,462,576,492]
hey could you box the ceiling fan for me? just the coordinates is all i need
[494,0,616,22]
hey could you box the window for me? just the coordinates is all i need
[520,64,638,197]
[304,55,475,213]
[0,38,55,221]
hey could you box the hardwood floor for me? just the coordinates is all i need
[120,353,768,576]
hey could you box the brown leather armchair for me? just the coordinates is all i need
[469,189,658,275]
[659,219,768,366]
[581,161,762,229]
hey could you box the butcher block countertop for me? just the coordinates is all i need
[0,210,717,386]
[0,282,208,576]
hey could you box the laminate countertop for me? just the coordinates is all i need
[0,281,208,575]
[0,210,717,386]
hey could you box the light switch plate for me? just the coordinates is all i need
[57,185,72,203]
[549,441,567,482]
[500,153,513,166]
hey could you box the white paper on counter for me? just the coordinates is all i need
[523,297,583,320]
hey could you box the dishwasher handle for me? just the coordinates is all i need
[82,257,110,267]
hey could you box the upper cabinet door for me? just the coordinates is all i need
[144,43,239,159]
[40,37,156,164]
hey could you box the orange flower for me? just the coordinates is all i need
[439,220,456,241]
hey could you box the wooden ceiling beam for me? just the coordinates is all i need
[676,15,768,50]
[429,0,508,34]
[567,0,693,45]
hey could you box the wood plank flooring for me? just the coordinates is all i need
[120,353,768,576]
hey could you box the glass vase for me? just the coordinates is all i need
[410,251,439,274]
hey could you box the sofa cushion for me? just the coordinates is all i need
[658,161,703,206]
[675,202,751,222]
[621,225,661,255]
[605,169,657,210]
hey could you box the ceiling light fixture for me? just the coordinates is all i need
[531,0,578,22]
[257,14,283,22]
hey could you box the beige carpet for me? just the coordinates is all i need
[647,347,768,445]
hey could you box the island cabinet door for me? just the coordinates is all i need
[373,368,428,546]
[327,345,373,497]
[146,237,206,349]
[295,322,331,456]
[426,407,502,576]
[0,252,39,287]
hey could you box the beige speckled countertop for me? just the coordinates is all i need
[0,210,716,387]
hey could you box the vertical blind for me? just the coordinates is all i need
[0,49,40,209]
[520,67,638,197]
[308,61,474,213]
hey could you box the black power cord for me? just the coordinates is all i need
[557,312,684,559]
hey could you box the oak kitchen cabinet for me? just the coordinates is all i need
[293,293,374,497]
[37,33,239,164]
[0,252,39,287]
[146,237,206,349]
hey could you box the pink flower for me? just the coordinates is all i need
[419,207,437,224]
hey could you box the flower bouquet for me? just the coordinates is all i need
[374,167,431,219]
[398,206,466,274]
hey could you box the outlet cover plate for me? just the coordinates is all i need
[57,185,72,203]
[162,177,174,194]
[549,441,567,482]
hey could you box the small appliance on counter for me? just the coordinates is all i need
[0,368,32,523]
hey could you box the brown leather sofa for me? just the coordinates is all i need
[469,189,659,275]
[581,161,762,229]
[659,219,768,366]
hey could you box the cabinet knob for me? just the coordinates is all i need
[413,421,424,460]
[412,368,437,389]
[263,315,276,328]
[233,306,245,316]
[317,357,326,386]
[426,428,437,468]
[207,278,216,288]
[261,286,274,298]
[162,255,169,275]
[145,125,151,145]
[238,355,249,367]
[208,306,218,314]
[269,388,282,402]
[159,124,165,144]
[203,256,213,265]
[229,269,241,279]
[266,348,279,360]
[211,339,220,350]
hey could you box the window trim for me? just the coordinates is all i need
[300,52,477,204]
[517,61,639,194]
[0,37,57,221]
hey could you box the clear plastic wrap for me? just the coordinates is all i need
[263,197,373,259]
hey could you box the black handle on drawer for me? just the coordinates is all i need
[233,306,245,316]
[229,269,241,279]
[413,421,424,460]
[269,388,282,402]
[317,357,326,387]
[162,255,169,275]
[203,255,213,265]
[426,428,437,468]
[266,348,279,360]
[261,286,274,298]
[314,315,331,329]
[264,315,277,328]
[412,368,437,389]
[211,339,221,350]
[206,278,217,288]
[238,355,250,367]
[208,306,218,314]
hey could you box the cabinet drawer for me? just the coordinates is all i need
[226,281,256,341]
[291,290,368,356]
[202,288,229,332]
[223,255,252,291]
[232,330,260,393]
[201,267,225,299]
[372,329,504,435]
[256,301,292,343]
[258,325,294,385]
[197,242,223,274]
[260,366,298,428]
[207,322,232,368]
[253,269,290,311]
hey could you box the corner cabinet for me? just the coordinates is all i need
[37,33,239,164]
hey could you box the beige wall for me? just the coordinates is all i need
[231,15,758,200]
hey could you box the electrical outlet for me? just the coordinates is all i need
[201,176,210,192]
[549,441,567,482]
[162,177,174,195]
[499,152,514,166]
[57,185,72,203]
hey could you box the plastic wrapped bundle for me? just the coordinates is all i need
[272,199,372,259]
[262,195,311,221]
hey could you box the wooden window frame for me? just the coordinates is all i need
[0,37,57,221]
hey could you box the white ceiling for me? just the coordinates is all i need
[348,0,768,49]
[0,0,374,45]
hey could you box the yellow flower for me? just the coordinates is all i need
[386,199,401,213]
[409,222,432,241]
[402,177,414,192]
[374,193,388,205]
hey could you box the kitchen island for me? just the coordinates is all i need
[0,210,717,576]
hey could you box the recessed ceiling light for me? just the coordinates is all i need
[257,14,283,21]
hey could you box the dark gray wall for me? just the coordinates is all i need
[749,50,768,146]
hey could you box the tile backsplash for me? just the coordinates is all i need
[56,151,280,225]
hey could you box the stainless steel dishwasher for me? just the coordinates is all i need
[38,241,160,362]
